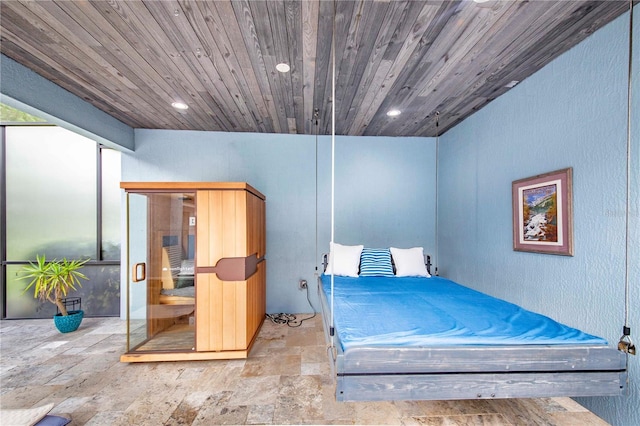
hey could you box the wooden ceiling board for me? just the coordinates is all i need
[0,0,633,137]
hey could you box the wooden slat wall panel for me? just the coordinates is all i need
[141,0,249,131]
[347,2,441,135]
[0,1,155,126]
[1,1,631,136]
[301,0,319,134]
[196,190,212,267]
[246,261,266,344]
[200,1,275,132]
[201,190,247,261]
[194,186,265,353]
[334,0,389,134]
[221,281,238,350]
[316,0,356,133]
[196,273,219,350]
[221,191,236,258]
[341,0,421,134]
[245,191,265,258]
[235,190,248,256]
[61,0,217,129]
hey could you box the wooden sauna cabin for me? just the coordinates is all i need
[120,182,266,363]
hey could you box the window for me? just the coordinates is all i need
[1,122,121,318]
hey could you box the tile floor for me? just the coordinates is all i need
[0,315,609,425]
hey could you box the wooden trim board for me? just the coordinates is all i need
[121,182,266,200]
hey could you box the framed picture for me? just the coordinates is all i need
[512,168,573,256]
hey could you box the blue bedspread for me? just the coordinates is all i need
[320,274,607,350]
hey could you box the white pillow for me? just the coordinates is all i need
[326,243,364,277]
[390,247,431,277]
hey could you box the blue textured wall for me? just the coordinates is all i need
[0,54,134,151]
[438,9,639,426]
[121,131,436,314]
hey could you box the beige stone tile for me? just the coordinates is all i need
[321,382,357,422]
[301,361,324,375]
[120,385,187,425]
[273,375,324,424]
[166,400,202,425]
[353,400,403,425]
[175,365,207,382]
[259,321,291,339]
[188,363,244,392]
[285,330,320,348]
[48,396,93,414]
[202,405,249,425]
[405,413,513,426]
[0,317,616,426]
[241,354,300,377]
[394,399,496,418]
[227,375,281,406]
[487,399,555,426]
[64,409,97,425]
[548,411,610,425]
[246,404,276,424]
[263,344,303,357]
[190,391,247,425]
[0,385,64,409]
[551,397,590,413]
[302,344,329,363]
[83,410,128,426]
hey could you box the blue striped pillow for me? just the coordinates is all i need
[359,248,395,277]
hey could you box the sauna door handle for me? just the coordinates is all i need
[132,262,146,282]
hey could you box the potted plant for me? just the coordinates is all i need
[20,255,89,333]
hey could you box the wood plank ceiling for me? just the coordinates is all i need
[0,1,632,137]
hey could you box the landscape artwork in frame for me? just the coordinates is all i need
[512,168,573,256]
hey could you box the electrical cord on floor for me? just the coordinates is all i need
[265,282,317,327]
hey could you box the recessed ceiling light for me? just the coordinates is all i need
[171,101,189,110]
[275,63,290,73]
[386,109,401,117]
[473,0,490,3]
[504,80,520,88]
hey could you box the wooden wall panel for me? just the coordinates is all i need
[196,190,210,267]
[235,191,248,257]
[246,262,266,341]
[195,185,265,354]
[196,273,224,351]
[245,191,267,258]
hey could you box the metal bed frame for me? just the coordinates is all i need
[318,255,627,402]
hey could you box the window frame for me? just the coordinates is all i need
[0,124,121,318]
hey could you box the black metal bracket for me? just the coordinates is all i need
[56,297,82,315]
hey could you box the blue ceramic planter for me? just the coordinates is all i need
[53,310,84,333]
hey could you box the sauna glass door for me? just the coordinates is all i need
[126,191,196,353]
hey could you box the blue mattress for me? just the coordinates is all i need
[320,274,607,350]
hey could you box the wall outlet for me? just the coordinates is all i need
[299,279,308,290]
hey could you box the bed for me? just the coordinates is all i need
[318,246,627,402]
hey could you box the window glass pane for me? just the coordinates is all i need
[0,103,46,124]
[1,128,5,311]
[5,265,46,319]
[6,263,120,319]
[101,148,121,260]
[6,127,97,260]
